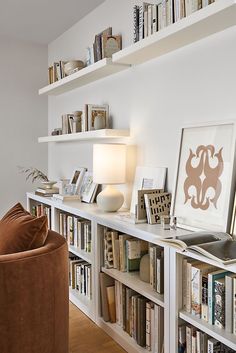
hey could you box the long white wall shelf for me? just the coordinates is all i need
[113,0,236,65]
[39,58,129,96]
[38,129,130,143]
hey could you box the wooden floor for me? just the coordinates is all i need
[69,303,126,353]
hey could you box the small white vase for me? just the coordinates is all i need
[97,185,124,212]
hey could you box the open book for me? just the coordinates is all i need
[162,232,236,265]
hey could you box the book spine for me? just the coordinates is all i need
[186,326,192,353]
[139,5,144,41]
[233,278,236,334]
[146,302,151,351]
[225,276,233,333]
[201,275,208,322]
[186,262,192,313]
[208,273,213,325]
[182,259,188,310]
[152,5,158,33]
[147,5,153,36]
[133,5,139,43]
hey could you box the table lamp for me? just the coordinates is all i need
[93,144,126,212]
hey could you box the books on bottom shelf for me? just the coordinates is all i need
[69,253,92,300]
[178,324,235,353]
[99,272,164,352]
[182,258,236,334]
[59,212,91,253]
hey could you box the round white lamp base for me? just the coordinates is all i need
[97,185,124,212]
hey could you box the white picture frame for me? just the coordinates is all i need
[130,166,167,216]
[80,172,98,203]
[70,167,86,195]
[172,121,236,232]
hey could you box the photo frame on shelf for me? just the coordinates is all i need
[70,167,86,194]
[130,166,167,216]
[87,104,109,131]
[80,171,98,203]
[172,122,236,232]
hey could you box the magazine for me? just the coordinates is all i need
[162,232,236,265]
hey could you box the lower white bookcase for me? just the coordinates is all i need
[27,192,236,353]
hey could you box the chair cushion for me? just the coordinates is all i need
[0,203,48,254]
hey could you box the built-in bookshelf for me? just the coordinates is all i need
[27,193,236,352]
[38,129,130,143]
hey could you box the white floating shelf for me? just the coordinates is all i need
[113,0,236,65]
[38,129,130,143]
[39,58,129,96]
[102,267,165,308]
[179,310,236,351]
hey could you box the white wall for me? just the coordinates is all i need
[47,0,236,208]
[0,36,48,216]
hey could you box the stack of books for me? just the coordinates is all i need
[48,61,66,84]
[178,324,234,352]
[69,253,92,299]
[133,0,215,43]
[35,187,59,197]
[100,272,164,351]
[31,204,51,229]
[59,212,91,253]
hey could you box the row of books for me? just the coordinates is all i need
[100,272,164,352]
[69,253,92,299]
[178,324,234,353]
[48,61,65,84]
[59,212,91,253]
[133,0,215,43]
[103,229,164,294]
[31,204,51,229]
[182,259,236,333]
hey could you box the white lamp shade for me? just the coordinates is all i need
[93,144,126,185]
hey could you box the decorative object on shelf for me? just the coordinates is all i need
[63,60,84,76]
[139,253,150,283]
[102,35,122,58]
[69,167,87,195]
[61,111,83,134]
[137,188,164,221]
[93,27,112,62]
[85,104,109,131]
[86,46,94,66]
[93,144,126,212]
[160,215,171,230]
[170,216,177,230]
[80,171,98,203]
[130,166,167,217]
[58,179,70,195]
[48,61,65,84]
[172,122,236,232]
[51,128,62,136]
[144,192,171,225]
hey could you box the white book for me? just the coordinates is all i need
[148,5,153,36]
[151,304,155,352]
[185,0,192,16]
[152,5,158,33]
[196,331,201,353]
[74,217,78,248]
[158,3,162,30]
[182,259,188,310]
[144,10,148,37]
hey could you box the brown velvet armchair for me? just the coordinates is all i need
[0,230,69,353]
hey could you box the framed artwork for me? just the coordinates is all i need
[172,122,236,232]
[87,104,109,131]
[80,172,98,203]
[70,168,86,194]
[130,166,167,216]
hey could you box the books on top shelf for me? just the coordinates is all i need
[59,212,91,253]
[69,252,92,299]
[133,0,215,44]
[178,324,234,353]
[93,27,122,63]
[162,231,236,265]
[99,273,164,352]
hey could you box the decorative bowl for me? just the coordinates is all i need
[64,60,84,76]
[41,181,57,189]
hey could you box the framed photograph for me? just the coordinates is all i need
[130,166,167,216]
[87,104,109,131]
[70,168,86,194]
[172,122,236,232]
[80,172,98,203]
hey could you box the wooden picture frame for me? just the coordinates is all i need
[87,104,109,131]
[172,121,236,232]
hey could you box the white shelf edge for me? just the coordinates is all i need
[179,310,236,351]
[97,318,147,353]
[39,58,129,96]
[69,289,94,321]
[101,267,165,308]
[38,129,130,143]
[113,0,236,65]
[69,245,92,264]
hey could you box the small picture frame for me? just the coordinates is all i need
[87,104,109,131]
[70,168,86,194]
[80,172,98,203]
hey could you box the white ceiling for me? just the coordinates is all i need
[0,0,106,45]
